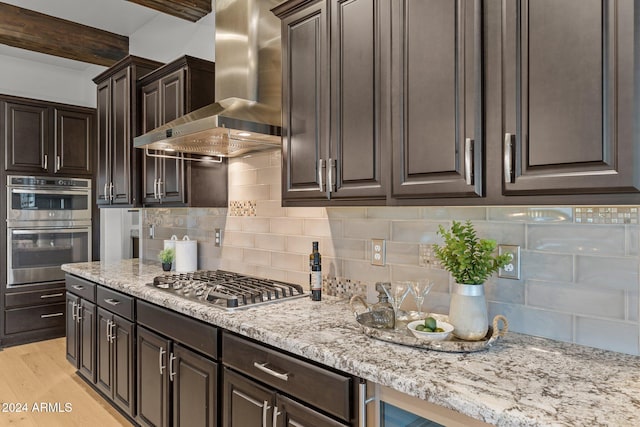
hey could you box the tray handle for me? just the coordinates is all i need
[486,315,509,345]
[349,295,370,317]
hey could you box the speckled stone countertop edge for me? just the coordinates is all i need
[61,260,640,427]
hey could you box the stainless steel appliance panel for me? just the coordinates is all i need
[7,224,91,286]
[7,175,91,222]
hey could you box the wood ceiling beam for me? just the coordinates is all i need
[126,0,212,22]
[0,3,129,67]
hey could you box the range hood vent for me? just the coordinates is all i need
[134,0,283,158]
[133,97,281,157]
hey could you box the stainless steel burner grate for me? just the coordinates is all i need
[149,270,306,310]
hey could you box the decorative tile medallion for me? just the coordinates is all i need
[229,200,257,217]
[323,276,367,299]
[574,207,639,224]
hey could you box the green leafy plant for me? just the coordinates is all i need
[158,248,175,264]
[433,220,511,284]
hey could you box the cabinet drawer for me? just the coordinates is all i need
[97,286,134,321]
[136,300,219,360]
[5,287,66,308]
[65,274,96,302]
[5,303,66,334]
[222,333,352,422]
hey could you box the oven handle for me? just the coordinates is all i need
[10,188,90,196]
[10,228,90,235]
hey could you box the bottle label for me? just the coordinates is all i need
[310,271,321,291]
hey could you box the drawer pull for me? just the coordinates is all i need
[41,312,63,319]
[71,285,84,291]
[104,298,121,306]
[253,362,289,381]
[41,293,64,299]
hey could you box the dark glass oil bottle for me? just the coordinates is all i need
[309,241,322,301]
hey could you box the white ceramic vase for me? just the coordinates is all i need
[449,283,488,341]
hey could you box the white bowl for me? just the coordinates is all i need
[407,319,454,341]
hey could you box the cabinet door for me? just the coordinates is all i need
[173,344,218,427]
[281,0,330,201]
[54,107,93,176]
[111,68,133,204]
[96,308,113,397]
[329,0,388,201]
[65,293,80,368]
[141,81,162,204]
[4,100,49,173]
[158,69,185,204]
[96,79,112,204]
[223,368,274,427]
[137,326,171,427]
[276,394,348,427]
[113,315,135,417]
[501,0,638,195]
[78,299,96,383]
[391,0,483,199]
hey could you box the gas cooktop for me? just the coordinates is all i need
[148,270,306,310]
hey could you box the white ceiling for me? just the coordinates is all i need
[0,0,174,70]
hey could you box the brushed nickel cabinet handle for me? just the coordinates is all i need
[253,362,289,381]
[106,319,112,342]
[72,284,84,291]
[318,159,324,192]
[262,401,271,427]
[273,407,282,427]
[43,154,48,170]
[158,180,164,198]
[358,381,375,427]
[153,178,158,199]
[104,183,109,201]
[328,158,336,193]
[159,347,166,375]
[71,301,77,321]
[232,390,263,408]
[75,304,82,323]
[169,353,176,381]
[464,138,474,186]
[104,298,121,306]
[504,133,516,184]
[41,293,64,299]
[109,183,114,201]
[56,156,61,171]
[41,312,63,318]
[109,321,116,343]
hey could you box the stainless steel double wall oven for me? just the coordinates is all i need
[6,175,92,286]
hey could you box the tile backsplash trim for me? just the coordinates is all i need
[141,151,640,356]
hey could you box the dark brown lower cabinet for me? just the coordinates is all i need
[137,325,218,427]
[222,332,354,426]
[65,292,96,383]
[223,368,347,427]
[65,275,97,383]
[96,307,135,417]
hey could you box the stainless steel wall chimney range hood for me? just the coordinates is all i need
[134,0,283,158]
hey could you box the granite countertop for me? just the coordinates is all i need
[62,259,640,427]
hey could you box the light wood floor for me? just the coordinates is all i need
[0,338,132,426]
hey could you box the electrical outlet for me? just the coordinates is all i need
[498,244,521,280]
[371,239,386,266]
[214,228,222,247]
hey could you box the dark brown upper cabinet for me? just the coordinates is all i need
[391,0,483,200]
[2,95,94,176]
[274,0,390,205]
[94,56,163,206]
[139,55,227,208]
[497,0,639,199]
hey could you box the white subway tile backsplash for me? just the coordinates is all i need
[391,221,442,244]
[487,207,573,223]
[521,251,574,282]
[575,256,638,292]
[421,207,487,221]
[270,218,303,235]
[255,233,286,251]
[527,280,626,319]
[138,158,640,355]
[575,317,639,354]
[343,219,390,240]
[489,302,573,342]
[527,224,625,255]
[303,218,341,238]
